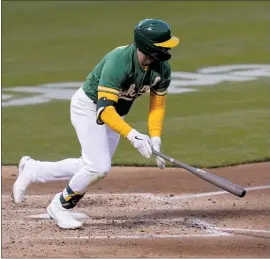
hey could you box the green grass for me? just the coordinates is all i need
[3,80,269,167]
[2,1,270,166]
[2,1,269,86]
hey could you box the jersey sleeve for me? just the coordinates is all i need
[98,54,127,95]
[150,65,171,96]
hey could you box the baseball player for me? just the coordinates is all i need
[12,18,179,229]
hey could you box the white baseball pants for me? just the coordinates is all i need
[25,87,120,193]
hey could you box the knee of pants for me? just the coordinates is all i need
[85,161,111,178]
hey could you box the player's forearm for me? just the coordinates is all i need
[97,90,132,138]
[148,92,166,138]
[100,106,132,137]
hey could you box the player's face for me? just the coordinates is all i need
[137,49,154,66]
[142,55,154,66]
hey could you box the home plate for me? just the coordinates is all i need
[26,212,89,220]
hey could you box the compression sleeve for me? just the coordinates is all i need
[97,89,132,138]
[148,91,166,138]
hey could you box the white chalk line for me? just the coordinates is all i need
[156,185,270,201]
[27,212,89,219]
[195,219,232,236]
[3,185,269,201]
[21,229,269,241]
[196,219,270,235]
[22,233,220,240]
[20,228,269,241]
[213,227,270,234]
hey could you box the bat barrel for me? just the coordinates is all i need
[153,150,246,198]
[192,167,246,197]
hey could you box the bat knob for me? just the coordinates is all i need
[239,189,246,198]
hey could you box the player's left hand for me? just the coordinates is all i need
[150,137,166,170]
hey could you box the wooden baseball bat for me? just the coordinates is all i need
[153,150,246,198]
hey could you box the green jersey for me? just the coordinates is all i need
[82,44,171,116]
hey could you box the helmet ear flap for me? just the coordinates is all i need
[134,30,152,55]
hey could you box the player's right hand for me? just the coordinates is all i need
[127,129,152,159]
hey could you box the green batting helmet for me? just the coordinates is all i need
[134,19,179,61]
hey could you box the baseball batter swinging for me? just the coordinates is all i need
[12,19,179,229]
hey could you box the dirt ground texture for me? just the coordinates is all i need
[2,162,270,258]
